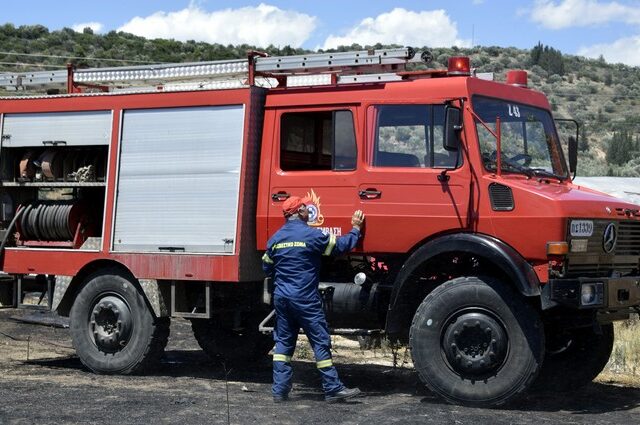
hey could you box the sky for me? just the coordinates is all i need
[2,0,640,66]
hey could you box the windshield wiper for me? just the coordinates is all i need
[483,156,530,176]
[529,168,565,182]
[500,158,535,177]
[484,156,564,181]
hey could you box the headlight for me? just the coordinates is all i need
[570,239,588,253]
[581,282,604,306]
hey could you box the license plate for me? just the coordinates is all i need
[570,220,594,237]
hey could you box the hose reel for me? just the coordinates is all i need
[16,201,91,247]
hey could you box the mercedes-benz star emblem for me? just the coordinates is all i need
[603,223,617,253]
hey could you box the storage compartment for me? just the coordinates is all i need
[113,105,245,253]
[0,110,111,250]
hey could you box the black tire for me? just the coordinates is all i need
[535,323,614,391]
[69,269,170,374]
[191,315,273,365]
[409,276,544,407]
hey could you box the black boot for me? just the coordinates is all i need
[325,387,362,403]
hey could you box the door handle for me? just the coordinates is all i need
[359,189,382,199]
[271,191,290,202]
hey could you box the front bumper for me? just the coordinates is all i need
[544,276,640,311]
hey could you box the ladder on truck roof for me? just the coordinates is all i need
[0,47,433,94]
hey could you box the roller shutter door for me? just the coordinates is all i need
[113,105,245,253]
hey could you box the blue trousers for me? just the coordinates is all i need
[272,295,344,396]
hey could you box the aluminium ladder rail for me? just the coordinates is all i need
[0,47,424,92]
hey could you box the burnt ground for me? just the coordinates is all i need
[0,309,639,425]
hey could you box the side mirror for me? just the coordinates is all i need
[444,106,462,151]
[568,136,578,174]
[555,118,579,176]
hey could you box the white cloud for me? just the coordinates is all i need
[578,35,640,65]
[72,22,104,33]
[321,8,470,50]
[117,3,316,47]
[530,0,640,29]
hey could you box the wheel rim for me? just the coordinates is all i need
[89,294,133,353]
[441,309,509,377]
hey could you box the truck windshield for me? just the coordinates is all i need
[472,96,568,180]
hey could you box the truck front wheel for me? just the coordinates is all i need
[69,270,169,374]
[535,323,614,391]
[409,276,544,406]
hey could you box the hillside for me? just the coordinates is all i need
[1,23,639,177]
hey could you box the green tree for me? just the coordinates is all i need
[530,42,565,76]
[578,126,589,152]
[607,131,635,165]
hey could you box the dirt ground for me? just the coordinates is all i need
[1,309,639,425]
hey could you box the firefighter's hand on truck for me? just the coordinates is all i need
[351,210,365,230]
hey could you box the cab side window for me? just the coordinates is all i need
[374,104,456,168]
[280,110,356,171]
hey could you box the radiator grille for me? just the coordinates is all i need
[618,221,640,256]
[566,219,640,277]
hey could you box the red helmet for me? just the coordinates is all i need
[282,195,311,217]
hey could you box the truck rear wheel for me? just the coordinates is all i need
[534,323,614,391]
[191,316,273,365]
[69,270,169,374]
[409,276,544,407]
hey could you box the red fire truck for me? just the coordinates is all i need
[0,48,638,406]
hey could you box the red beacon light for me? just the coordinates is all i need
[447,56,471,76]
[506,70,528,88]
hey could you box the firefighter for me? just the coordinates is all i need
[262,195,365,403]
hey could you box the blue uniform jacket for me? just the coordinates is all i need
[262,219,360,301]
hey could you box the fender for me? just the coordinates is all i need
[386,232,541,335]
[52,260,169,318]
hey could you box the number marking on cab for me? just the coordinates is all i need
[570,220,594,237]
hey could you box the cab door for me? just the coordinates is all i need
[359,103,471,253]
[266,107,359,239]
